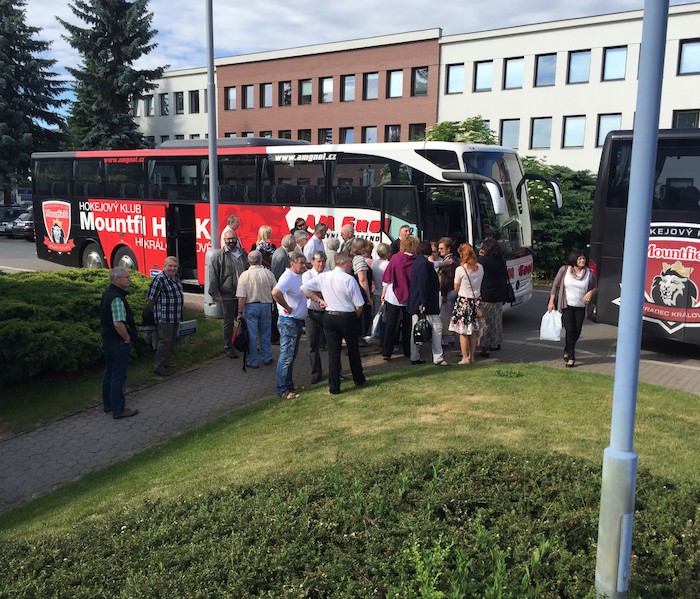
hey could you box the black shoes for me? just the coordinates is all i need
[411,360,426,365]
[113,408,138,419]
[311,374,323,384]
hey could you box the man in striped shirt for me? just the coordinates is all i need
[147,256,184,376]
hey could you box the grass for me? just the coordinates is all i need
[0,306,223,438]
[1,362,698,539]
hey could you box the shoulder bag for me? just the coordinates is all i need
[462,266,485,319]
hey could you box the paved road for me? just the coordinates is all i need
[2,241,699,514]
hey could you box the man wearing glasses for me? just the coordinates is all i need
[390,224,412,256]
[100,267,138,419]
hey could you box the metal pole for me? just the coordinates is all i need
[203,0,222,316]
[594,2,668,597]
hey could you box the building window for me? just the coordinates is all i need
[446,64,464,94]
[190,134,201,140]
[260,83,272,108]
[145,136,155,148]
[597,113,622,146]
[175,92,184,114]
[474,61,493,92]
[409,123,426,140]
[340,127,354,143]
[672,109,700,128]
[159,93,169,115]
[224,132,237,138]
[568,50,591,84]
[260,131,272,138]
[603,46,627,81]
[363,72,378,100]
[242,131,254,138]
[299,79,312,105]
[341,75,355,102]
[411,67,428,96]
[531,117,552,149]
[160,135,169,143]
[298,129,312,142]
[224,87,236,110]
[562,115,586,147]
[320,77,333,103]
[242,85,254,109]
[387,70,403,98]
[678,39,700,75]
[362,126,378,143]
[504,57,524,89]
[278,130,292,139]
[318,128,332,144]
[279,81,292,106]
[144,95,154,116]
[535,54,556,87]
[131,97,140,117]
[500,119,520,149]
[385,124,401,142]
[189,90,200,113]
[175,134,185,140]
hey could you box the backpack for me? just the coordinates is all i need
[231,319,249,371]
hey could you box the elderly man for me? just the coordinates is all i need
[302,250,328,384]
[304,222,328,263]
[209,229,248,358]
[339,223,355,253]
[292,229,309,260]
[390,224,412,256]
[219,213,241,248]
[100,267,138,419]
[271,254,308,399]
[147,256,184,376]
[302,250,366,395]
[236,250,278,368]
[271,233,296,280]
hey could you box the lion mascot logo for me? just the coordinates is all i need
[650,261,698,307]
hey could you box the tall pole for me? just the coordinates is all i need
[203,0,221,316]
[594,1,669,597]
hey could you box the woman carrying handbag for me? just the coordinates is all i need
[448,243,484,364]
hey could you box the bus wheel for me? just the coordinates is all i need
[81,243,107,269]
[114,247,138,271]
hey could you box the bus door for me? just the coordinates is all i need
[423,185,467,245]
[136,202,169,277]
[168,203,198,283]
[379,185,420,243]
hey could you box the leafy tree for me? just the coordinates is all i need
[523,156,596,279]
[0,0,66,202]
[59,0,166,150]
[425,116,498,144]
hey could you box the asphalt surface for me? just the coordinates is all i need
[1,298,698,515]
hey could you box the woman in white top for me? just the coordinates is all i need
[548,250,597,368]
[449,243,484,364]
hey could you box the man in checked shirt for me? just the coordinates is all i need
[147,256,184,376]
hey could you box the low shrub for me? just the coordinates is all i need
[1,450,697,598]
[0,270,150,389]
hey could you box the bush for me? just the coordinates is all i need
[0,270,150,389]
[1,450,697,598]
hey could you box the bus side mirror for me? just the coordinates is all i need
[517,174,563,209]
[442,171,506,215]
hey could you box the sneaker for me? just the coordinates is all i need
[113,408,138,419]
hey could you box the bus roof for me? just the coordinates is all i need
[605,128,700,143]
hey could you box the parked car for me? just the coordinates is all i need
[8,208,35,241]
[0,205,26,236]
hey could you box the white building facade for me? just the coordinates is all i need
[134,3,700,173]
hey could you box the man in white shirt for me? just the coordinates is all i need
[302,250,328,384]
[219,214,240,248]
[302,251,366,395]
[304,222,328,264]
[271,254,308,399]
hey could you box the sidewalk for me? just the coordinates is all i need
[1,321,697,514]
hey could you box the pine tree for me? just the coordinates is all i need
[60,0,165,150]
[0,0,66,203]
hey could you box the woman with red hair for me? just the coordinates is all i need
[449,243,484,364]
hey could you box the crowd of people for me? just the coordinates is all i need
[99,213,538,416]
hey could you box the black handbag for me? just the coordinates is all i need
[413,313,432,345]
[504,280,516,304]
[231,319,249,371]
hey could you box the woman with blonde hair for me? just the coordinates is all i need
[449,243,484,364]
[251,225,276,269]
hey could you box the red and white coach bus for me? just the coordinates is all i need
[32,138,557,306]
[589,129,700,344]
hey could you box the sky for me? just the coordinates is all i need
[23,0,698,76]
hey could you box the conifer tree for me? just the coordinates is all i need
[0,0,66,202]
[60,0,165,150]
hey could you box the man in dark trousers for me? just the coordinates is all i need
[301,251,366,395]
[100,267,139,419]
[147,255,183,376]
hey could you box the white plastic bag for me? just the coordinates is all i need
[539,310,562,342]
